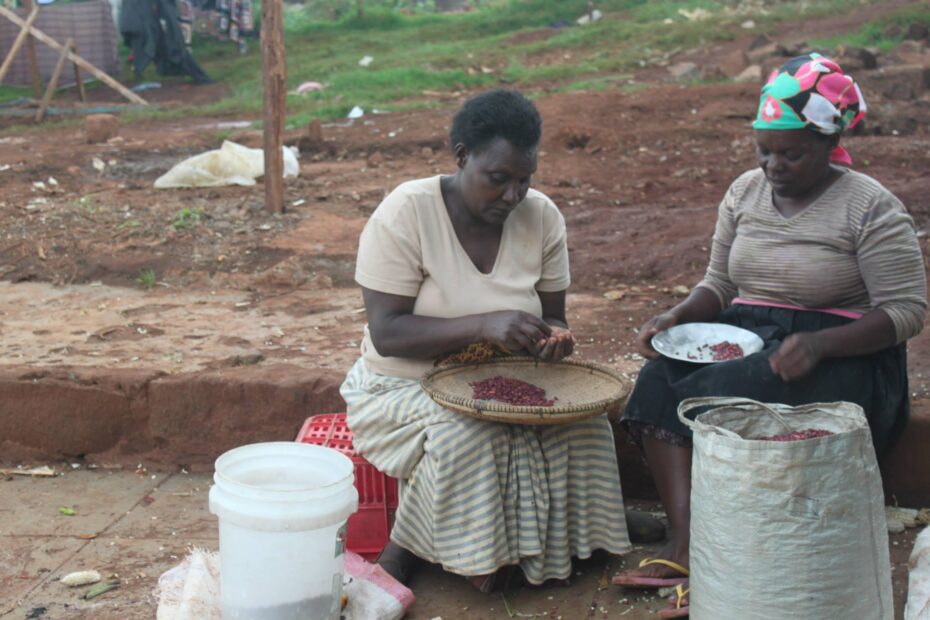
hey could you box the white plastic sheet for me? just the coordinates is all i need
[680,397,893,619]
[155,548,222,620]
[907,526,930,620]
[154,141,299,189]
[155,549,414,620]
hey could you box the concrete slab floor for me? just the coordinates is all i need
[0,469,919,619]
[0,469,213,620]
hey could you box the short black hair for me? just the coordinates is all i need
[449,89,542,154]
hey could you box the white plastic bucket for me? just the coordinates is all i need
[209,442,358,620]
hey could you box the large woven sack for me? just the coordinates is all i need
[678,397,893,619]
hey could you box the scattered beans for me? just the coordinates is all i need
[753,428,834,441]
[470,376,556,407]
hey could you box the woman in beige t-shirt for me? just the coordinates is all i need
[340,90,632,591]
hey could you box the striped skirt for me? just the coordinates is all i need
[339,358,631,584]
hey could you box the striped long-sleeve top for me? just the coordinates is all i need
[697,168,927,343]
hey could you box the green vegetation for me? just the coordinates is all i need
[172,207,204,230]
[74,195,100,215]
[811,4,930,52]
[136,269,157,289]
[1,0,893,130]
[0,84,32,105]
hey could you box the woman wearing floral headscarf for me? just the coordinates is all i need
[613,54,927,617]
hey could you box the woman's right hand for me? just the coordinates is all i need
[635,312,679,359]
[480,310,552,355]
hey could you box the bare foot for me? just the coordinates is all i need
[667,581,689,607]
[468,572,498,593]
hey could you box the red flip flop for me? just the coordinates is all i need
[612,558,689,588]
[658,584,690,618]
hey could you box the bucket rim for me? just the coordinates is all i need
[214,441,354,494]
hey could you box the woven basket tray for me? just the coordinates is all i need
[420,357,633,425]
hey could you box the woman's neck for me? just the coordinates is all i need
[772,165,842,217]
[441,174,500,232]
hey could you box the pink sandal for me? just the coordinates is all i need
[612,558,689,588]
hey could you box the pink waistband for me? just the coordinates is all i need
[732,297,863,320]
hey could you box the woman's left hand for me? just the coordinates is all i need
[769,332,826,382]
[536,327,575,362]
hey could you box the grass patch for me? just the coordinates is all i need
[0,84,32,105]
[0,0,888,126]
[172,207,204,230]
[811,4,930,52]
[554,73,635,93]
[136,269,157,289]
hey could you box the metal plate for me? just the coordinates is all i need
[651,322,764,363]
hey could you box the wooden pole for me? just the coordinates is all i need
[0,6,147,105]
[71,41,86,103]
[35,36,71,122]
[0,6,38,84]
[21,0,41,98]
[261,0,285,214]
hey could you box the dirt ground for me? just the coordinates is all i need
[1,3,930,617]
[2,3,930,400]
[0,34,930,382]
[0,469,921,619]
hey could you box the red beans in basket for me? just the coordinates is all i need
[753,428,834,441]
[470,376,556,407]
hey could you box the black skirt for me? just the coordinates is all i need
[621,304,909,457]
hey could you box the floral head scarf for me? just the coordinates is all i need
[753,53,867,166]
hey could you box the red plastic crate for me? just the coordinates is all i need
[296,413,398,560]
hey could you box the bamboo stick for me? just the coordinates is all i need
[0,6,39,83]
[35,36,71,122]
[0,5,147,105]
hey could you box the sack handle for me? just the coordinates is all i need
[677,396,794,436]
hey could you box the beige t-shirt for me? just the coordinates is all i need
[355,176,571,379]
[697,168,927,342]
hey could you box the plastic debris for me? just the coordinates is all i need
[132,82,162,92]
[888,506,921,532]
[59,507,76,516]
[154,141,299,189]
[576,9,602,25]
[295,81,325,95]
[347,106,365,119]
[61,570,102,587]
[678,7,712,20]
[358,55,374,67]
